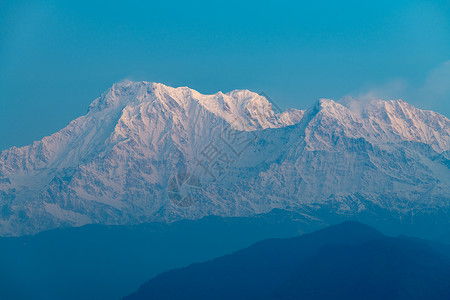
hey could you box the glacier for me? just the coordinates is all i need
[0,81,449,236]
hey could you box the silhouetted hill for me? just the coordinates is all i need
[272,237,450,299]
[125,222,450,300]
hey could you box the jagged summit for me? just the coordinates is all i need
[301,96,450,152]
[87,81,303,131]
[0,82,449,236]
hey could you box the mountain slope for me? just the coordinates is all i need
[0,81,449,236]
[124,222,450,300]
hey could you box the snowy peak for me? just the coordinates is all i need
[302,97,450,152]
[0,81,449,236]
[88,80,147,112]
[88,81,304,131]
[355,98,450,152]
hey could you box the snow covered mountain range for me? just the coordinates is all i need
[0,81,449,236]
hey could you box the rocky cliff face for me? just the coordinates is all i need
[0,81,448,236]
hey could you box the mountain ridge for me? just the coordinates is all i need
[0,81,449,236]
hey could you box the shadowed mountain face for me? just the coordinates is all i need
[124,221,450,300]
[0,81,449,237]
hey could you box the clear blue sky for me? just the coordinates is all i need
[1,0,449,151]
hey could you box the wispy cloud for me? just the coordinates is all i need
[354,79,408,102]
[419,60,450,99]
[341,60,450,117]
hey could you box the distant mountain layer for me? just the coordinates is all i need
[0,81,449,236]
[124,221,450,300]
[0,211,316,300]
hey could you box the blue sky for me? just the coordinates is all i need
[1,0,449,150]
